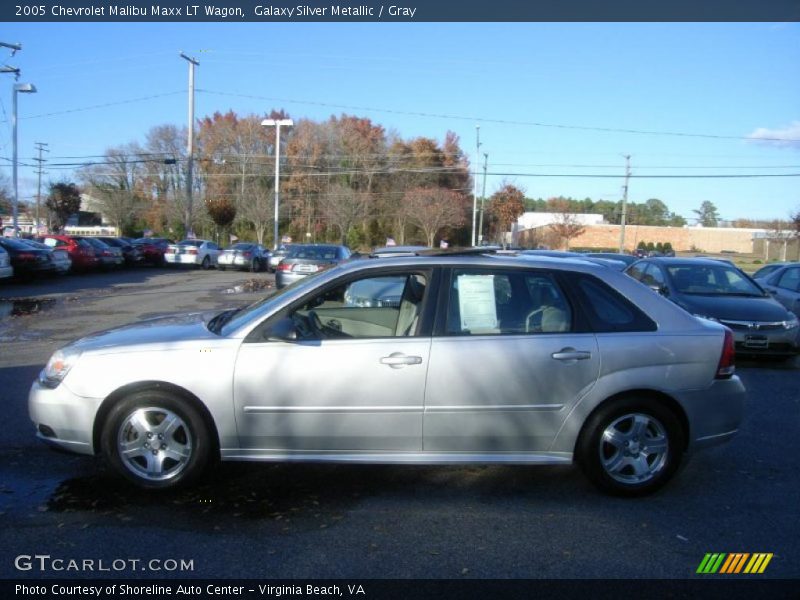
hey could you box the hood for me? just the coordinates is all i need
[70,311,220,353]
[674,294,793,322]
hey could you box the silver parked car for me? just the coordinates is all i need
[29,254,744,496]
[218,243,270,272]
[0,245,13,281]
[22,239,72,274]
[275,244,351,289]
[759,263,800,319]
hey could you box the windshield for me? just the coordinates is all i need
[667,265,764,296]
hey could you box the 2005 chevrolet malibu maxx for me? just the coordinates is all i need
[29,253,745,496]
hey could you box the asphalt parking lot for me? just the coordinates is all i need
[0,268,798,580]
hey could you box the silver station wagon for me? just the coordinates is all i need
[29,253,745,496]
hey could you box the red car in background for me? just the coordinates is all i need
[131,237,173,266]
[38,234,99,272]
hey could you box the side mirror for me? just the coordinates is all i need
[265,317,298,342]
[649,284,668,296]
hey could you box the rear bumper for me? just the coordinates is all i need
[674,376,746,452]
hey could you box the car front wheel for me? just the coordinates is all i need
[102,391,212,490]
[577,398,684,496]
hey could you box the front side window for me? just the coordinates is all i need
[290,273,428,339]
[446,269,572,336]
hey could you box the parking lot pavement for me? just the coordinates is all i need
[0,269,798,579]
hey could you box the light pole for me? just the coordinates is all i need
[471,125,481,246]
[180,52,199,237]
[261,118,293,249]
[12,82,36,236]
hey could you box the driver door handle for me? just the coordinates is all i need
[551,349,592,361]
[380,352,423,369]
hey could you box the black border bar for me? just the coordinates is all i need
[3,1,800,22]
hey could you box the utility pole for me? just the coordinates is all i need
[618,155,631,253]
[2,42,22,235]
[33,142,49,231]
[478,153,488,244]
[471,125,481,246]
[180,52,199,237]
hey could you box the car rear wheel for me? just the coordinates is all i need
[577,398,683,496]
[250,258,258,272]
[219,265,226,271]
[102,391,212,490]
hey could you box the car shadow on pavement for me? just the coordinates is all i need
[44,462,584,532]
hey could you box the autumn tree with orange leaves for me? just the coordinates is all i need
[488,184,525,247]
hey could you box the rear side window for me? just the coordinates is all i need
[573,275,656,333]
[445,269,572,336]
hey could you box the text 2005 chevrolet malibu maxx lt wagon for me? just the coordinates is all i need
[29,253,745,496]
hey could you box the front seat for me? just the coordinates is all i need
[395,275,426,336]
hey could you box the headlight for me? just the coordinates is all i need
[39,347,82,388]
[784,317,799,330]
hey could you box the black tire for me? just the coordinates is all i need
[249,258,258,273]
[218,265,226,272]
[576,397,684,497]
[201,255,211,270]
[101,390,212,490]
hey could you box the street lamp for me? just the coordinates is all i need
[12,82,36,236]
[261,118,293,249]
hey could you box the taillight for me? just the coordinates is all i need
[715,328,735,379]
[17,252,35,261]
[187,248,198,255]
[277,262,293,271]
[243,252,252,258]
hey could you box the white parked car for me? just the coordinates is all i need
[164,239,222,269]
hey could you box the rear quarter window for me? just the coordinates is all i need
[571,274,657,333]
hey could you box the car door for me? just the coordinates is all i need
[232,268,434,452]
[424,267,600,453]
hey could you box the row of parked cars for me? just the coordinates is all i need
[0,234,161,281]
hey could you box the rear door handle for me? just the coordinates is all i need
[380,353,423,369]
[551,349,592,361]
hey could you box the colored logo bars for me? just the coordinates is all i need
[696,553,773,574]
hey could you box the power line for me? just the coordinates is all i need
[197,89,800,143]
[0,91,185,122]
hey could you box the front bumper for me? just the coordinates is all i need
[28,379,103,456]
[730,327,799,356]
